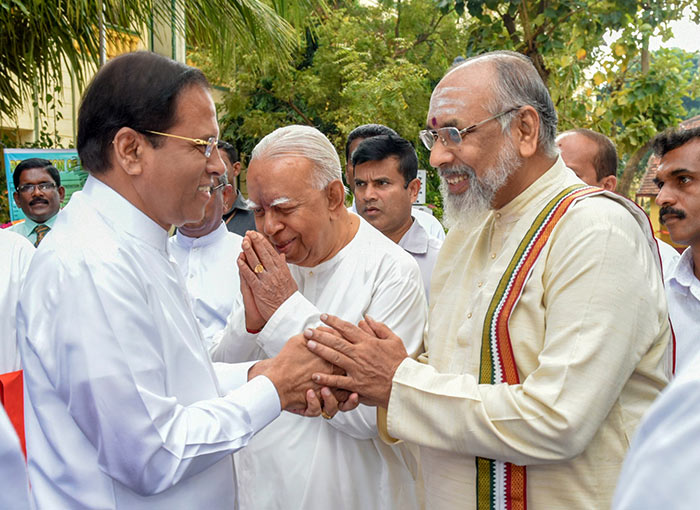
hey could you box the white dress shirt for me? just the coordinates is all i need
[413,207,446,240]
[0,229,34,373]
[169,223,243,348]
[398,216,443,299]
[665,248,700,374]
[657,238,680,275]
[0,406,32,510]
[349,198,445,240]
[213,216,427,510]
[613,349,700,510]
[18,176,281,510]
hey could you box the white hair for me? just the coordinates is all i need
[251,125,344,192]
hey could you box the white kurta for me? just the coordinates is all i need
[169,223,243,349]
[398,216,443,299]
[0,406,32,510]
[613,349,700,509]
[18,176,281,510]
[665,248,700,374]
[214,216,428,510]
[0,229,34,373]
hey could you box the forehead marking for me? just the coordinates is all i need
[428,86,469,118]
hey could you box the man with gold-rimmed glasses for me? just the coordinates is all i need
[17,51,354,510]
[304,50,672,510]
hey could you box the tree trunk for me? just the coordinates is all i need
[617,139,652,198]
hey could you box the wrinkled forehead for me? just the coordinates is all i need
[427,61,495,127]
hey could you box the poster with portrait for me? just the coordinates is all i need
[3,148,87,223]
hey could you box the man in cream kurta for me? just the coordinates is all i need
[212,125,427,510]
[305,51,670,510]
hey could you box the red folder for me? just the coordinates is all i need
[0,370,26,457]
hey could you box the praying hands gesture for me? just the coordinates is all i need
[237,231,298,331]
[304,314,410,408]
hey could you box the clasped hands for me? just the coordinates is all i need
[239,231,409,415]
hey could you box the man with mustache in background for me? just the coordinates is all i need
[305,50,672,509]
[10,158,65,246]
[652,126,700,373]
[613,125,700,508]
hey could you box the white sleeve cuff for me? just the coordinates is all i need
[225,374,281,434]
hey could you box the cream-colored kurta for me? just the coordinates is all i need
[385,157,671,509]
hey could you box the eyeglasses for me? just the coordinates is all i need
[17,182,57,194]
[419,108,519,150]
[143,130,218,158]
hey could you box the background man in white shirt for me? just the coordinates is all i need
[10,158,65,246]
[651,126,700,372]
[17,51,353,510]
[352,134,443,298]
[169,173,244,348]
[557,128,680,270]
[613,127,700,506]
[212,125,427,510]
[346,123,445,240]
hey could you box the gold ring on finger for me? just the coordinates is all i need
[254,263,265,274]
[321,410,332,420]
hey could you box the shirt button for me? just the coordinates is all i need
[477,282,483,287]
[491,253,496,259]
[467,312,473,319]
[189,274,194,279]
[309,271,314,276]
[495,212,501,219]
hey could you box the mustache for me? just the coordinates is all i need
[659,206,686,224]
[29,198,49,206]
[440,165,476,178]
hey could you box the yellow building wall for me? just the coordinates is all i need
[0,10,185,149]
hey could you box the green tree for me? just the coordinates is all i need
[203,0,470,216]
[0,0,321,121]
[437,0,699,197]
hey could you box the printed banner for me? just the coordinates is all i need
[4,148,86,222]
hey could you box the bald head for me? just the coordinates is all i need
[431,51,558,158]
[557,129,618,191]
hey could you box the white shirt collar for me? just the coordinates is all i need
[81,175,169,252]
[668,247,699,297]
[174,221,228,249]
[399,217,429,255]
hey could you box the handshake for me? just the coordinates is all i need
[247,313,409,418]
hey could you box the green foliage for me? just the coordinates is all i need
[0,0,318,120]
[438,0,699,196]
[207,0,470,216]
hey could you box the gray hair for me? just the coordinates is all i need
[455,51,558,158]
[251,125,344,192]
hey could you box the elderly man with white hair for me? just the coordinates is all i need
[212,125,427,510]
